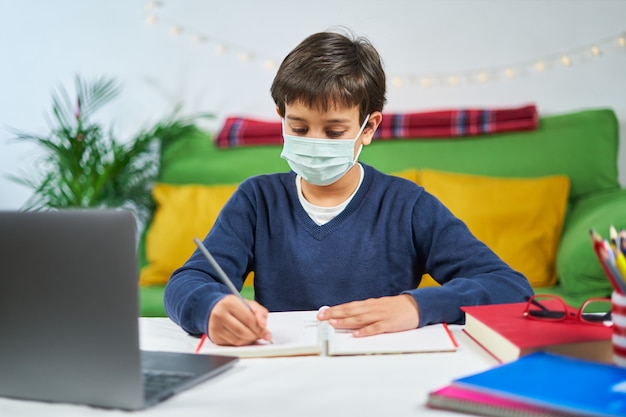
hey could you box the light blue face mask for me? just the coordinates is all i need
[280,115,370,186]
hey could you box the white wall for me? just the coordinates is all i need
[1,0,625,209]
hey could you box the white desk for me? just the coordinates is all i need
[0,318,499,416]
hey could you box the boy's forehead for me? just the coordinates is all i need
[284,101,360,122]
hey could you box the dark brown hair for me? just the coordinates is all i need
[271,29,386,124]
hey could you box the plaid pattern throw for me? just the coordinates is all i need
[215,104,538,148]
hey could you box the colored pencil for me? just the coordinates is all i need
[590,229,626,294]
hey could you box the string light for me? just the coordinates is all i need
[191,34,206,44]
[168,25,182,36]
[215,44,227,56]
[590,45,601,56]
[476,72,489,83]
[447,75,459,87]
[142,2,625,88]
[262,59,277,71]
[534,61,545,72]
[144,1,160,11]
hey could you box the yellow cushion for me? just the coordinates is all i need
[390,169,438,287]
[419,169,570,288]
[140,183,239,285]
[392,168,421,184]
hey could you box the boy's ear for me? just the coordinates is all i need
[362,111,383,146]
[275,106,283,118]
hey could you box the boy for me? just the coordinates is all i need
[164,29,533,346]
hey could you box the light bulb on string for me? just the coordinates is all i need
[534,61,545,72]
[504,68,515,79]
[215,44,227,56]
[590,45,601,56]
[262,59,276,71]
[146,15,158,25]
[169,25,182,36]
[420,77,432,88]
[560,55,572,66]
[476,71,489,83]
[191,34,206,44]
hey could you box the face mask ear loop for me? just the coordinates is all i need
[358,114,370,138]
[352,114,370,163]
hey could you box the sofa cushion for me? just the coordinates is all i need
[215,105,538,147]
[555,189,626,302]
[419,170,570,288]
[139,183,239,285]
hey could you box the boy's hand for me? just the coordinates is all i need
[208,295,272,346]
[316,294,420,337]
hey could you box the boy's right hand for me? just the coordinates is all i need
[207,295,272,346]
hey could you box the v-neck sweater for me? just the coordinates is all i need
[164,164,532,336]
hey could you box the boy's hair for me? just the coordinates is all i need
[271,29,386,124]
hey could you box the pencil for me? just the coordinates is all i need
[195,334,207,354]
[610,225,619,247]
[615,251,626,284]
[193,237,251,310]
[590,229,626,294]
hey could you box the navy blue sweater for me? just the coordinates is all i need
[164,164,533,335]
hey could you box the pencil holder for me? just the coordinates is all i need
[612,291,626,367]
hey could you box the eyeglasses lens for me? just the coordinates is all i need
[580,299,612,325]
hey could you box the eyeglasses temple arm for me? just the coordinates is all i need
[525,295,551,312]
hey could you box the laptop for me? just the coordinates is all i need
[0,209,237,410]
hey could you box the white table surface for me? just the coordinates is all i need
[0,318,499,416]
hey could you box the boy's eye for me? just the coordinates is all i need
[291,128,307,135]
[326,131,345,138]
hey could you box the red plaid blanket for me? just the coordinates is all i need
[215,104,538,148]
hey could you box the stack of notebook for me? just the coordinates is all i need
[427,352,626,417]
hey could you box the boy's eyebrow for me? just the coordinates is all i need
[285,115,353,124]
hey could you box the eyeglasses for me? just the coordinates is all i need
[523,294,612,326]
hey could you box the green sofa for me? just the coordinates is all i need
[138,108,626,317]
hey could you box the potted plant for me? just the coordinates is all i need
[8,74,207,223]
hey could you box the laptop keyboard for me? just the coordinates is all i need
[143,370,196,399]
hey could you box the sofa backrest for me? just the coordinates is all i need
[362,108,619,201]
[159,108,619,202]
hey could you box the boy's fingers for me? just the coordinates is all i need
[209,295,269,345]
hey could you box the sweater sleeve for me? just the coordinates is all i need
[402,191,534,327]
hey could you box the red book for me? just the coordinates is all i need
[461,302,612,364]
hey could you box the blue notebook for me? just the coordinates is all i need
[453,352,626,417]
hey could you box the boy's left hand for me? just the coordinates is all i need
[316,294,420,337]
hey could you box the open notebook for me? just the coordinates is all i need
[196,310,458,358]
